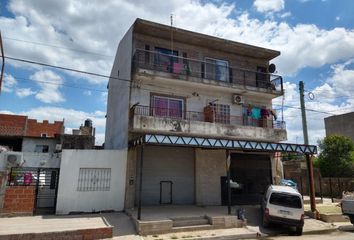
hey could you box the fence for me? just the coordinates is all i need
[285,170,354,201]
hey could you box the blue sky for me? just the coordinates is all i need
[1,0,354,145]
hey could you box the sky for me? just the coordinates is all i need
[0,0,354,146]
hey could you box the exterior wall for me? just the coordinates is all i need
[61,134,95,149]
[125,148,137,209]
[132,115,286,142]
[22,137,58,153]
[26,119,64,137]
[325,112,354,141]
[195,149,226,205]
[2,186,35,214]
[0,114,26,136]
[105,25,134,149]
[56,149,127,214]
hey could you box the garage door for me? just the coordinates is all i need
[229,153,272,205]
[141,146,195,205]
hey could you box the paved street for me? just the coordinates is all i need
[265,225,354,240]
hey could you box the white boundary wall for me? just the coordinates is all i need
[56,149,127,214]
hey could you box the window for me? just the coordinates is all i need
[212,104,230,124]
[152,95,184,119]
[269,193,302,209]
[34,145,49,153]
[41,133,47,137]
[154,47,178,73]
[77,168,111,191]
[205,58,229,82]
[256,66,269,88]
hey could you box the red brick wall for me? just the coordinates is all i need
[0,114,27,136]
[26,119,64,137]
[3,186,36,214]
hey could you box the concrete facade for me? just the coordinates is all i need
[105,19,287,210]
[195,149,226,205]
[56,149,127,214]
[105,24,133,150]
[324,112,354,141]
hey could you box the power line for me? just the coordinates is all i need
[3,36,113,58]
[5,55,352,117]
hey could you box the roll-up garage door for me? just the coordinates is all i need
[141,146,195,205]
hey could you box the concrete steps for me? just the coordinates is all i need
[171,216,210,227]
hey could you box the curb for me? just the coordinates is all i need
[302,226,337,235]
[183,232,259,240]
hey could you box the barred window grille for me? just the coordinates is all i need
[77,168,111,191]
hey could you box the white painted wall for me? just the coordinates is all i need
[0,151,60,170]
[56,149,127,214]
[22,137,58,153]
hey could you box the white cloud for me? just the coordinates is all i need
[253,0,284,13]
[336,16,340,21]
[16,87,36,98]
[0,106,106,144]
[1,0,354,78]
[30,70,65,103]
[2,74,17,93]
[83,90,92,96]
[279,11,291,18]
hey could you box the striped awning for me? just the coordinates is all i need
[129,134,317,154]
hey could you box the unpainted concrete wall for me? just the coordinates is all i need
[104,24,133,149]
[195,148,226,205]
[56,149,127,214]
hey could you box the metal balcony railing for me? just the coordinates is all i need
[132,49,283,93]
[131,105,286,130]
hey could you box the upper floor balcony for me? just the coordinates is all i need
[129,105,287,142]
[132,49,284,97]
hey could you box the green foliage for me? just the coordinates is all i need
[317,135,354,177]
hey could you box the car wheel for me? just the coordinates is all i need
[350,216,354,225]
[295,226,303,236]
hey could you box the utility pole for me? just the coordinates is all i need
[299,81,317,214]
[299,81,309,145]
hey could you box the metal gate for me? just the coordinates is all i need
[8,167,60,215]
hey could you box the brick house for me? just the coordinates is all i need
[105,19,317,225]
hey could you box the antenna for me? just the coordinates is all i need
[170,14,173,55]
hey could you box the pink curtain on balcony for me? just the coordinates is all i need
[169,99,183,118]
[153,97,183,118]
[154,97,168,117]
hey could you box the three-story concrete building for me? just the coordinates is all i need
[105,19,288,209]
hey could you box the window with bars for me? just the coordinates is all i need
[77,168,111,192]
[212,104,230,124]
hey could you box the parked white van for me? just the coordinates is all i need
[261,185,304,235]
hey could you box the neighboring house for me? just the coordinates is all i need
[105,19,312,210]
[324,112,354,141]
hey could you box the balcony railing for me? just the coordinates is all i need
[132,49,283,93]
[131,105,286,130]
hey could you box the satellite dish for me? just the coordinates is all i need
[268,63,276,73]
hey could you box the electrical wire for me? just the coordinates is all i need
[4,55,354,118]
[3,36,113,58]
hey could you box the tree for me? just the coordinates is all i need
[317,135,354,177]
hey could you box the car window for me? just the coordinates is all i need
[269,193,302,209]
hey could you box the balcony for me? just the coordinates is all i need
[132,49,283,96]
[130,105,287,142]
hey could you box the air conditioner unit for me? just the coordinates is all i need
[232,94,244,105]
[55,144,62,151]
[5,152,23,166]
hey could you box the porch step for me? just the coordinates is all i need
[172,224,214,232]
[171,216,210,227]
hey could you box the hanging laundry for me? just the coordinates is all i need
[251,107,261,119]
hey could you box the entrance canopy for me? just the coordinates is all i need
[129,134,317,154]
